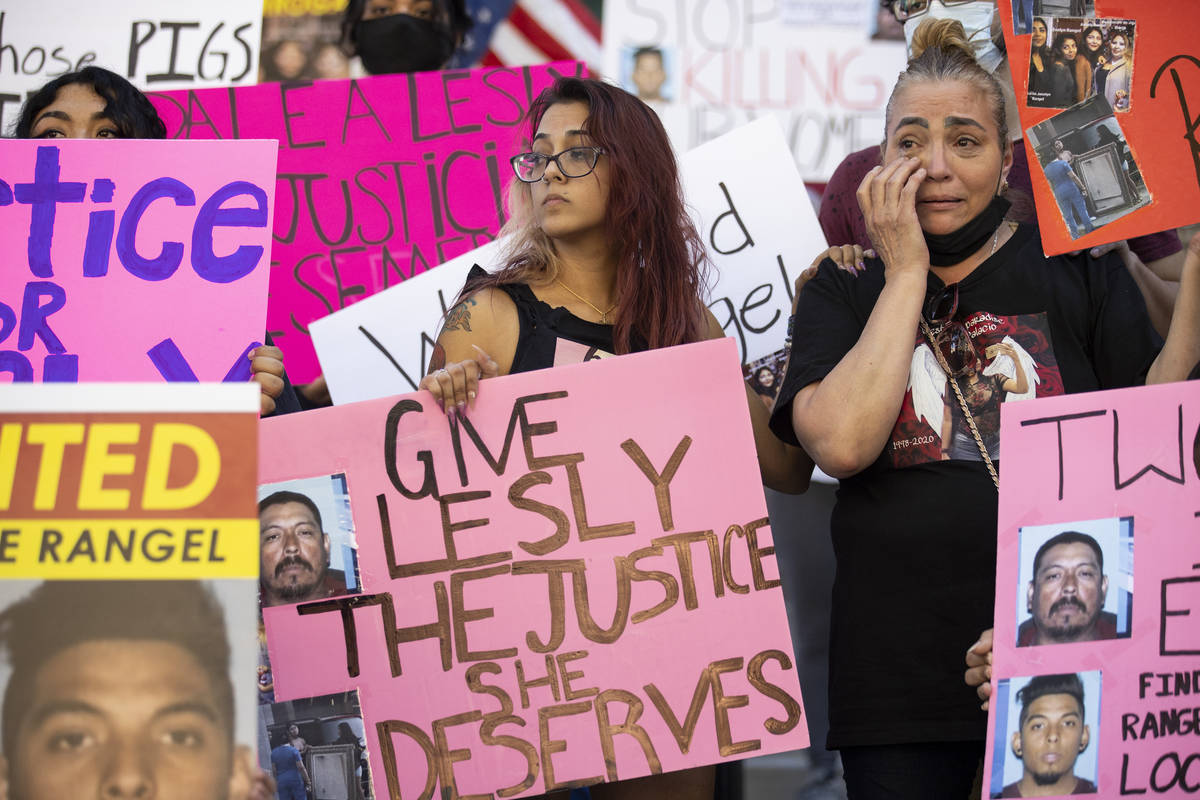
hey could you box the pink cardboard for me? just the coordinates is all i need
[260,338,809,797]
[150,63,586,382]
[0,138,275,383]
[984,381,1200,797]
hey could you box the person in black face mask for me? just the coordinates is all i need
[768,16,1200,799]
[341,0,472,75]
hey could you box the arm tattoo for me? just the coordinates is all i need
[427,343,447,374]
[444,297,476,332]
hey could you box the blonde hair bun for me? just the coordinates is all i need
[908,17,977,64]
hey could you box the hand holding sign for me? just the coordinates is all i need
[420,343,500,414]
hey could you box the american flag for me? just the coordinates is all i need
[450,0,601,76]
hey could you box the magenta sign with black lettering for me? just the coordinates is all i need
[151,63,586,382]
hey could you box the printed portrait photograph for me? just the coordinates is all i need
[259,13,350,83]
[990,670,1102,797]
[1012,1,1095,35]
[621,44,675,105]
[1027,94,1150,239]
[0,579,259,800]
[257,473,362,610]
[1027,17,1133,111]
[744,346,789,410]
[891,312,1060,469]
[259,690,372,800]
[1015,516,1133,648]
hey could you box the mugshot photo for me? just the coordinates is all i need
[257,473,362,610]
[990,670,1102,797]
[1015,516,1132,647]
[1027,94,1149,239]
[0,579,259,800]
[620,44,675,105]
[259,689,372,800]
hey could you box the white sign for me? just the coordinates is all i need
[683,116,824,365]
[0,0,261,131]
[310,238,504,406]
[601,0,906,181]
[312,118,827,404]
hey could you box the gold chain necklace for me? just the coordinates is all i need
[555,278,617,323]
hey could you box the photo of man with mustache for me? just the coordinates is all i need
[1017,531,1116,647]
[258,491,349,608]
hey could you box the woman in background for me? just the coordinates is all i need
[1094,31,1133,111]
[1080,24,1106,72]
[341,0,472,75]
[1054,31,1093,104]
[1027,18,1073,108]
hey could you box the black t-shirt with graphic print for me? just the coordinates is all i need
[769,224,1160,749]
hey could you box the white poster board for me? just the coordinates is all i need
[310,238,504,406]
[312,117,827,405]
[601,0,906,182]
[0,0,261,131]
[681,116,825,366]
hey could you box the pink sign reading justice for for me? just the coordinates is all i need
[984,381,1200,798]
[0,138,275,383]
[151,62,585,382]
[260,338,809,798]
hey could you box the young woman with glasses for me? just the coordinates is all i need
[770,17,1200,797]
[419,77,812,504]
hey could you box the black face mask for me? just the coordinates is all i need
[355,14,455,75]
[924,194,1012,267]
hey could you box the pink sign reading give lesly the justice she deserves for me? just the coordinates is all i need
[260,338,810,798]
[0,138,276,383]
[151,62,585,383]
[984,380,1200,798]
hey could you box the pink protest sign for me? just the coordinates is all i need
[259,338,809,797]
[0,138,275,383]
[150,63,585,382]
[984,381,1200,798]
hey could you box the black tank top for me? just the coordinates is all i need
[466,265,646,374]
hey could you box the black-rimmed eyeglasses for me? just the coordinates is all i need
[889,0,978,22]
[510,146,605,183]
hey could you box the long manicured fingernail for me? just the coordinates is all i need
[447,406,457,423]
[856,259,865,271]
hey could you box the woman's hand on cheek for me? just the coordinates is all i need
[858,156,930,280]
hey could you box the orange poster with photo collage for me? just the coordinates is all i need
[999,0,1200,254]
